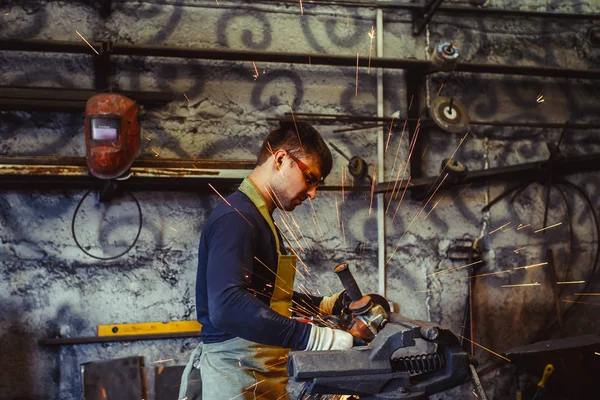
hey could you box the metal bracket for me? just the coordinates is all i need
[94,41,114,91]
[413,0,446,35]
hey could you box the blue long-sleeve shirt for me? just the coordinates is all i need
[196,181,321,350]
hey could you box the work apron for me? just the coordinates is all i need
[179,179,298,400]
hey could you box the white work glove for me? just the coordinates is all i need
[304,324,354,351]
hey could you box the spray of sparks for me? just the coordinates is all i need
[75,30,99,55]
[367,26,376,73]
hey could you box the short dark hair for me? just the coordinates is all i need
[257,121,333,179]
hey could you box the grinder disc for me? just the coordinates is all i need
[430,96,469,133]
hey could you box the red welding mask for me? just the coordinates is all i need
[85,93,141,179]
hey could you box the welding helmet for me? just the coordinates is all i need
[85,93,140,179]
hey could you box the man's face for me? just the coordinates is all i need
[272,152,322,212]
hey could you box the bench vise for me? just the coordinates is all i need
[287,264,474,399]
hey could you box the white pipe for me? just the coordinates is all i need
[376,8,386,297]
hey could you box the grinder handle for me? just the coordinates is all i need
[334,263,363,301]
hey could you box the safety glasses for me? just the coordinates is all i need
[285,151,323,187]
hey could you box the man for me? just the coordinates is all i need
[179,121,353,400]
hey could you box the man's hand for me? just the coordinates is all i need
[319,290,352,316]
[304,325,353,351]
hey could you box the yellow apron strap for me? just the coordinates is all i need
[238,178,296,315]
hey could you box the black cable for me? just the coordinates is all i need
[481,181,533,212]
[71,188,143,260]
[550,179,600,324]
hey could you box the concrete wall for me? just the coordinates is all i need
[1,1,599,399]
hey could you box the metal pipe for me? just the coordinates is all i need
[259,0,600,20]
[376,8,386,297]
[2,39,599,79]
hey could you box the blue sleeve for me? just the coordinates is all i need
[205,212,311,350]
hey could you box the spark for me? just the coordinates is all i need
[308,56,311,65]
[456,334,511,362]
[390,119,408,175]
[501,282,541,288]
[421,144,429,160]
[512,262,548,271]
[152,359,174,364]
[595,352,600,356]
[367,26,376,73]
[169,227,177,232]
[517,223,531,230]
[244,380,265,391]
[151,148,159,157]
[473,390,479,398]
[489,221,512,235]
[335,198,340,228]
[388,133,468,264]
[234,208,254,227]
[513,246,527,253]
[274,215,305,253]
[454,270,512,281]
[192,163,198,169]
[145,137,151,141]
[369,166,377,214]
[208,183,232,206]
[252,61,259,80]
[385,116,395,153]
[556,280,585,285]
[416,289,433,293]
[266,141,285,179]
[437,83,444,95]
[309,198,324,238]
[391,175,411,223]
[341,167,345,203]
[387,173,449,266]
[574,293,600,296]
[424,195,443,220]
[75,30,99,55]
[341,221,346,247]
[254,257,288,284]
[562,300,600,306]
[427,260,483,278]
[388,121,421,213]
[534,222,562,233]
[356,52,360,96]
[299,0,303,15]
[536,90,545,103]
[183,93,191,103]
[408,94,415,111]
[285,95,305,159]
